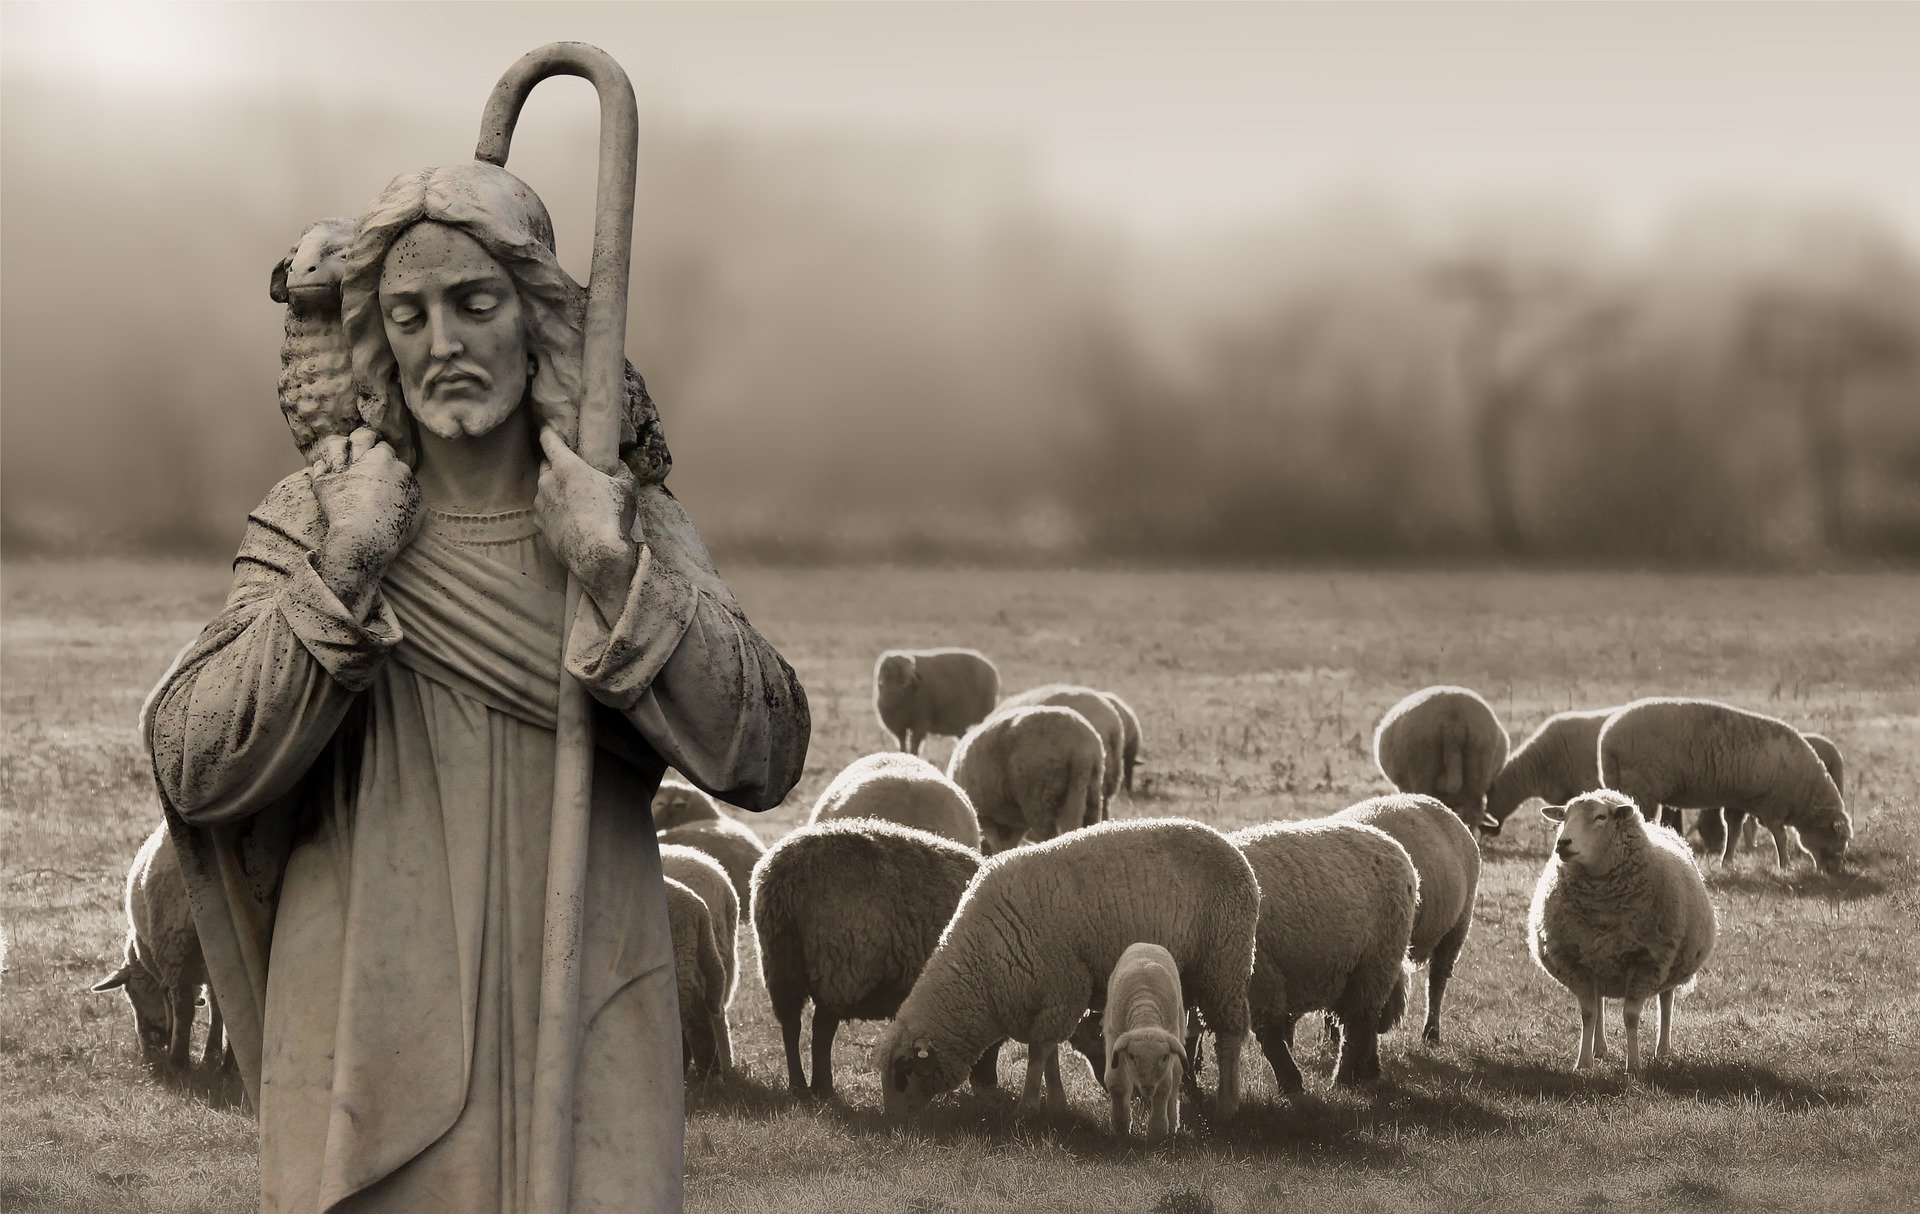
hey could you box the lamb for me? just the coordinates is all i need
[664,876,733,1076]
[752,818,984,1098]
[947,706,1104,854]
[1100,943,1187,1141]
[658,816,766,905]
[999,684,1128,810]
[653,775,723,833]
[270,216,361,460]
[92,824,224,1077]
[659,845,738,1000]
[1374,686,1511,832]
[1529,790,1717,1072]
[874,648,1001,754]
[808,752,982,850]
[1226,817,1417,1091]
[1484,708,1612,835]
[1719,731,1846,860]
[875,818,1258,1122]
[1334,794,1480,1044]
[1598,698,1852,873]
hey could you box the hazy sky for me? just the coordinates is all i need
[7,0,1920,243]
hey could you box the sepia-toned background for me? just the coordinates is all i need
[6,1,1920,565]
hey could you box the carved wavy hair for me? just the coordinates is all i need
[337,163,584,465]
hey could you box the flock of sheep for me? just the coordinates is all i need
[97,648,1859,1144]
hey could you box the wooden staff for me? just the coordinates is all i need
[474,41,638,1211]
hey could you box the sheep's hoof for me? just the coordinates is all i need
[1422,1025,1441,1047]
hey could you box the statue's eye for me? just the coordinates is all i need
[464,292,500,317]
[386,303,422,330]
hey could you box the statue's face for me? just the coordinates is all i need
[377,221,529,441]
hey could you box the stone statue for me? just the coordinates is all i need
[143,156,809,1211]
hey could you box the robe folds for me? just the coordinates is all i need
[144,470,810,1212]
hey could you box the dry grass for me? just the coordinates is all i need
[4,558,1917,1213]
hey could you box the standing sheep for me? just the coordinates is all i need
[1529,790,1717,1072]
[1226,818,1417,1091]
[653,775,723,833]
[874,648,1001,754]
[948,706,1105,854]
[1484,708,1612,835]
[1374,686,1511,832]
[1599,698,1852,873]
[660,844,739,1003]
[808,753,982,850]
[1101,943,1187,1142]
[999,684,1127,810]
[92,824,223,1078]
[659,816,767,905]
[665,876,733,1076]
[752,818,985,1098]
[875,818,1258,1122]
[1335,794,1480,1045]
[1719,731,1846,860]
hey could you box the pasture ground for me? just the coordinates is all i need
[3,558,1917,1213]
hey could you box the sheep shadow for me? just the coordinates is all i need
[1399,1049,1859,1112]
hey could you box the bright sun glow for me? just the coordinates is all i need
[3,2,253,92]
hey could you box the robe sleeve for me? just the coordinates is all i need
[147,472,403,826]
[565,483,810,811]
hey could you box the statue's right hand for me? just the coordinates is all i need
[309,427,423,581]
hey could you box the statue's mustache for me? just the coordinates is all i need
[426,364,492,393]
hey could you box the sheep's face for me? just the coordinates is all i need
[93,960,172,1070]
[880,1034,949,1118]
[272,218,355,313]
[1798,815,1852,875]
[377,222,530,443]
[653,779,717,832]
[1542,791,1640,875]
[1107,1027,1185,1136]
[876,655,918,697]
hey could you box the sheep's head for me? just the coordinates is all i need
[1797,811,1853,875]
[92,958,171,1071]
[1107,1026,1186,1141]
[653,776,720,833]
[876,1024,954,1119]
[875,653,919,697]
[270,216,357,314]
[1541,790,1642,875]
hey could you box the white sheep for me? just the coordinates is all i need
[875,818,1258,1122]
[665,876,733,1076]
[808,752,982,850]
[653,775,723,833]
[1101,943,1187,1142]
[1226,817,1417,1091]
[270,216,361,459]
[998,684,1127,810]
[751,818,984,1098]
[1721,731,1846,860]
[1484,708,1612,835]
[658,815,767,906]
[874,648,1001,754]
[1529,790,1717,1072]
[1374,685,1512,832]
[660,845,738,1003]
[1334,794,1481,1045]
[1599,698,1852,873]
[947,706,1105,854]
[92,824,224,1078]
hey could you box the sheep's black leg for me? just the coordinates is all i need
[1257,1014,1304,1094]
[969,1040,1003,1092]
[1332,1012,1382,1086]
[809,1009,840,1098]
[1426,920,1469,1045]
[776,1000,808,1095]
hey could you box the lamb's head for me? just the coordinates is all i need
[1797,809,1853,875]
[1542,789,1643,875]
[91,956,171,1072]
[875,653,919,699]
[1107,1026,1186,1142]
[653,777,720,833]
[270,216,357,315]
[875,1020,961,1119]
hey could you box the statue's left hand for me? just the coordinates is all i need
[535,428,641,617]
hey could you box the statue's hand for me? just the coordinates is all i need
[309,427,422,600]
[535,428,640,617]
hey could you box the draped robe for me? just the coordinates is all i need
[145,470,809,1212]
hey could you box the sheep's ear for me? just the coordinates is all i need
[1109,1049,1123,1074]
[269,254,292,304]
[1480,812,1500,833]
[1540,803,1568,823]
[1612,802,1639,822]
[91,965,131,992]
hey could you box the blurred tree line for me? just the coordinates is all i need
[5,75,1919,566]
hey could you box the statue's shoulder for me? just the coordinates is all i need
[243,469,324,555]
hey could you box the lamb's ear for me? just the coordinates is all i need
[91,965,131,992]
[1540,803,1568,824]
[269,253,292,304]
[1109,1049,1123,1075]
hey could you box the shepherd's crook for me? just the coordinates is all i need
[475,42,638,1211]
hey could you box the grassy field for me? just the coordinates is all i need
[4,558,1918,1213]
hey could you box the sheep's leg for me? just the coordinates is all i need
[1019,1043,1048,1109]
[1043,1044,1068,1116]
[774,995,809,1095]
[1696,807,1726,856]
[808,1010,840,1098]
[1738,815,1758,853]
[1622,997,1645,1074]
[1657,989,1675,1058]
[713,1012,734,1076]
[1719,809,1743,864]
[167,984,196,1075]
[1575,987,1600,1070]
[904,729,921,756]
[1182,1011,1205,1102]
[201,988,225,1071]
[1426,922,1468,1045]
[969,1041,1003,1092]
[1332,1013,1382,1087]
[1255,1014,1304,1094]
[1212,1031,1244,1121]
[980,820,1022,856]
[1770,825,1795,869]
[1109,1077,1132,1136]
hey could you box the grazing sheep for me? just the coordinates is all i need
[653,775,723,833]
[1104,692,1145,797]
[1226,818,1417,1091]
[875,818,1258,1122]
[1484,708,1612,835]
[1720,731,1846,860]
[999,685,1127,810]
[658,816,767,906]
[808,753,982,850]
[1599,698,1852,873]
[1335,794,1480,1045]
[270,217,360,459]
[93,824,224,1078]
[1101,943,1187,1141]
[665,876,733,1076]
[947,706,1105,854]
[1529,790,1717,1072]
[874,648,1001,754]
[752,818,984,1098]
[1374,686,1511,832]
[659,845,739,1000]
